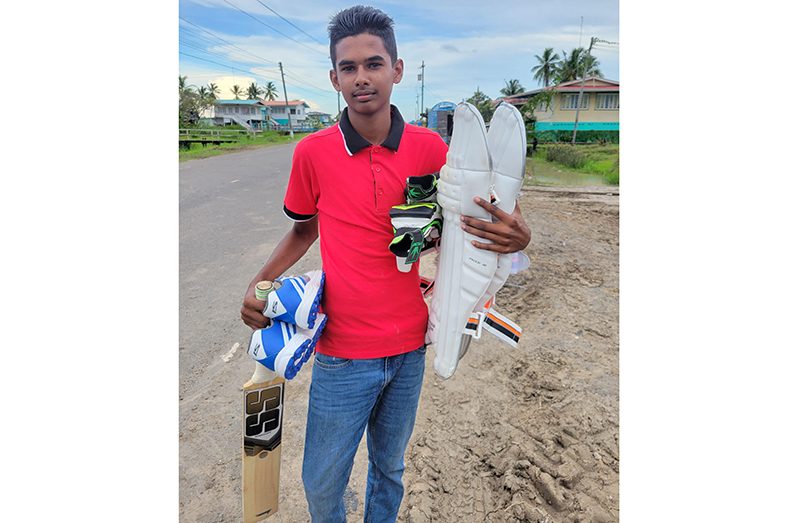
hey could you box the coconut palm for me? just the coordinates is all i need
[179,75,192,95]
[531,48,560,87]
[231,84,244,100]
[263,81,279,101]
[581,54,603,78]
[556,48,603,83]
[246,82,264,100]
[208,82,220,99]
[500,79,525,96]
[557,48,584,83]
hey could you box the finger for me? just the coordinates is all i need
[461,220,510,244]
[241,307,269,329]
[470,238,514,254]
[473,196,512,222]
[460,216,513,237]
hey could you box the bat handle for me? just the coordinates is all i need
[252,361,277,382]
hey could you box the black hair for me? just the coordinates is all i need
[328,5,397,69]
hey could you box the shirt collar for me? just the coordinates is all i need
[338,104,405,156]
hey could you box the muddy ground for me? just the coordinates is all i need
[180,185,618,522]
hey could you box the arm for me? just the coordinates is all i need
[240,216,319,330]
[460,198,531,254]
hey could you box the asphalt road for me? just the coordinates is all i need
[179,143,323,521]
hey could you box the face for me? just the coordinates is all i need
[330,33,403,117]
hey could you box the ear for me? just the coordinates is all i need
[329,69,341,92]
[393,58,404,85]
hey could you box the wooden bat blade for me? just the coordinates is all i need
[243,364,285,522]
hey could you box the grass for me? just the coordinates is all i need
[179,130,310,161]
[527,143,619,186]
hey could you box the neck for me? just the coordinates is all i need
[347,105,392,145]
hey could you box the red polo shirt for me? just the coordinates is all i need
[283,106,448,358]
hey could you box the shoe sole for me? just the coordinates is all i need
[284,314,327,379]
[295,270,325,330]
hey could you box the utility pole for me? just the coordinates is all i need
[571,36,596,145]
[420,61,425,127]
[279,61,293,138]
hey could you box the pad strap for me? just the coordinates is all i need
[462,306,522,348]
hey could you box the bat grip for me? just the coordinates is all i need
[252,361,277,382]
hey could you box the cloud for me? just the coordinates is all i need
[180,0,618,118]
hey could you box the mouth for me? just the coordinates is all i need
[353,91,376,102]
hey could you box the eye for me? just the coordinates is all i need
[368,63,381,69]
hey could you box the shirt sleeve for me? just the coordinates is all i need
[283,139,320,222]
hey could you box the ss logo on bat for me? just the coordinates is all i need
[244,383,283,450]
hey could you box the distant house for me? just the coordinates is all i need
[305,111,333,128]
[499,77,619,135]
[306,111,333,129]
[201,99,270,130]
[262,100,311,128]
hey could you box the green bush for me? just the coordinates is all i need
[533,130,619,144]
[545,145,587,169]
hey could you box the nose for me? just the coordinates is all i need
[354,65,370,87]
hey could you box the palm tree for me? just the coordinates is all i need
[554,48,604,84]
[557,48,584,83]
[500,79,525,97]
[581,54,603,78]
[246,82,264,100]
[179,75,192,95]
[531,48,560,87]
[263,81,278,101]
[231,84,244,100]
[208,82,220,100]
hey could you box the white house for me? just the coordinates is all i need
[262,100,310,128]
[201,99,270,130]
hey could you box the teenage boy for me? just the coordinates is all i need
[240,5,531,522]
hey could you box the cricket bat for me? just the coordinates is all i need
[242,361,285,521]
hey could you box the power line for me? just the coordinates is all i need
[221,0,327,57]
[179,17,279,66]
[281,69,333,93]
[179,41,283,82]
[180,51,335,100]
[252,0,326,46]
[180,24,333,95]
[179,40,280,75]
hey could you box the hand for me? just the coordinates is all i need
[460,197,531,254]
[240,287,272,331]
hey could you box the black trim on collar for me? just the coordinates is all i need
[339,105,405,155]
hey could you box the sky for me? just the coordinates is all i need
[179,0,619,121]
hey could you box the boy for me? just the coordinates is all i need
[240,5,531,521]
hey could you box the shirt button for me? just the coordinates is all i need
[378,189,384,196]
[375,167,382,173]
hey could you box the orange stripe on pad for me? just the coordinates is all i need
[485,312,521,337]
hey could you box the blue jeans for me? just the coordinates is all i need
[302,345,426,522]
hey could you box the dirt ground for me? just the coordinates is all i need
[179,185,618,523]
[400,186,619,523]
